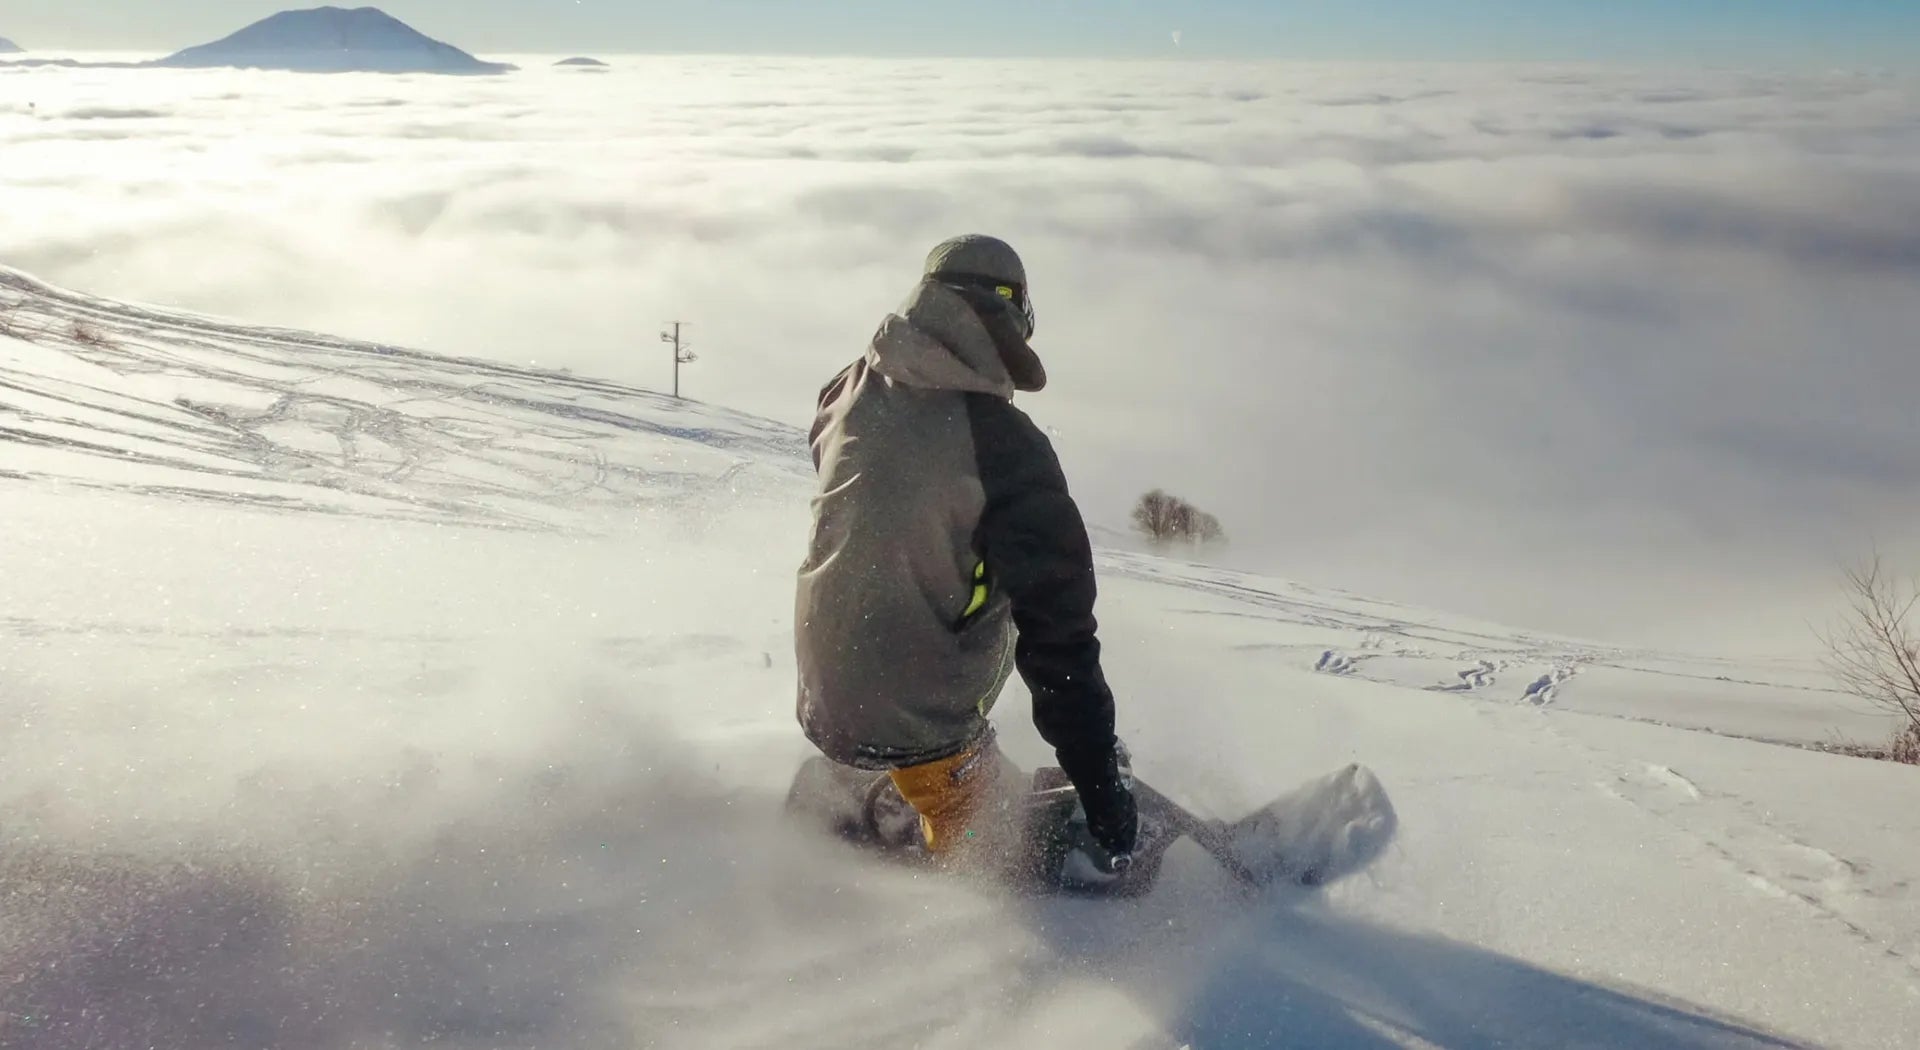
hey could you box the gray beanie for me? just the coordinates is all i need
[924,234,1026,288]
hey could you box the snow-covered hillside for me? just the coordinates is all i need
[3,270,1916,1048]
[156,6,512,75]
[0,266,802,528]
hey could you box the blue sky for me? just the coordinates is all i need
[4,0,1917,64]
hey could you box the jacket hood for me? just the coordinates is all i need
[867,280,1047,397]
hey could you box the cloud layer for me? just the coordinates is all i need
[3,57,1917,647]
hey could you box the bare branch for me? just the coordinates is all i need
[1821,548,1920,761]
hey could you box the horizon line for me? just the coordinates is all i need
[4,48,1914,74]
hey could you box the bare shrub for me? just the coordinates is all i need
[70,319,113,347]
[1821,554,1920,766]
[0,299,28,341]
[1892,723,1920,766]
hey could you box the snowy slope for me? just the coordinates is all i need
[1101,552,1894,751]
[155,6,513,75]
[0,266,803,529]
[3,271,1917,1049]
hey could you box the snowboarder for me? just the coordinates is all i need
[794,234,1138,874]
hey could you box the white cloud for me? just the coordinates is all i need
[3,57,1917,648]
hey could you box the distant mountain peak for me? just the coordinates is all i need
[0,36,22,54]
[156,6,512,75]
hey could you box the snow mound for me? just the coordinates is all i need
[154,6,513,75]
[555,57,608,67]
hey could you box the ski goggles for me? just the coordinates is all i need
[995,283,1037,339]
[933,270,1035,338]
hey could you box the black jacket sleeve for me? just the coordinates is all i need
[966,394,1136,852]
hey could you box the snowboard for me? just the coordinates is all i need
[783,755,1397,898]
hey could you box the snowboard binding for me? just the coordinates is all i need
[1019,764,1171,898]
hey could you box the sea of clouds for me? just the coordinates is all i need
[3,55,1917,648]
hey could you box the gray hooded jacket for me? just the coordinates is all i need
[794,279,1121,797]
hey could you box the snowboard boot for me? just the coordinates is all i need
[860,771,930,855]
[787,730,1029,870]
[884,726,1027,862]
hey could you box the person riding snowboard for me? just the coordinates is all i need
[793,234,1137,873]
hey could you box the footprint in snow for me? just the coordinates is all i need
[1425,659,1497,693]
[1315,649,1356,675]
[1520,663,1581,705]
[1458,660,1496,689]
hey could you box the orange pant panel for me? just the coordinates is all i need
[888,741,997,853]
